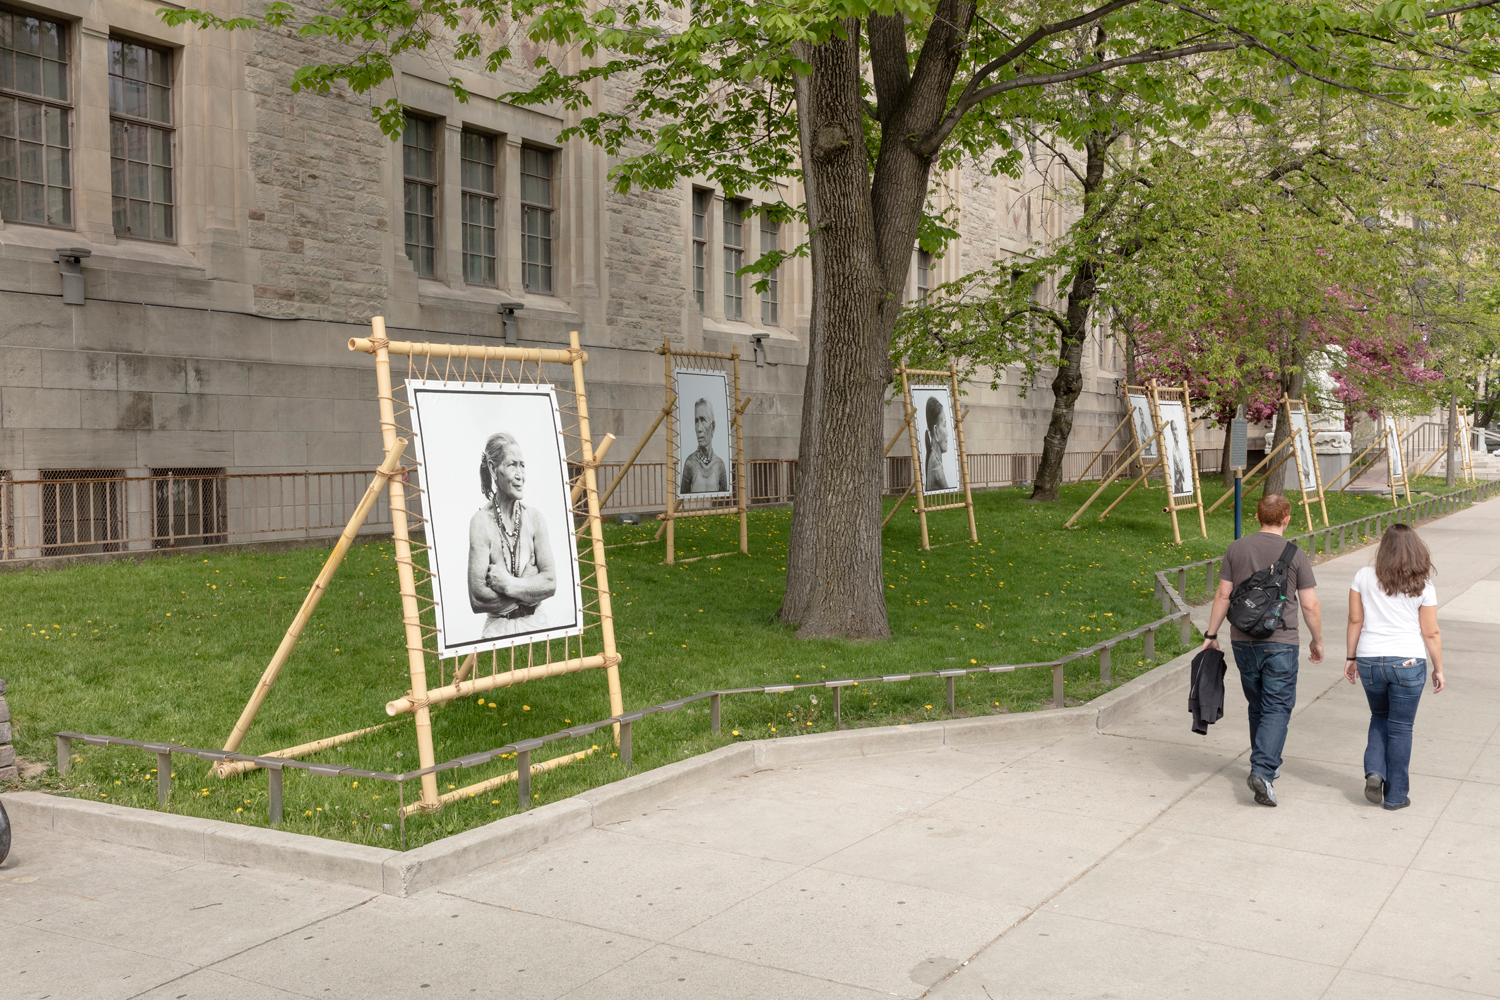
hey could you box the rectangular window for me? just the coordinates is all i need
[402,113,438,276]
[42,470,123,556]
[460,130,497,287]
[724,198,744,320]
[916,250,931,303]
[152,467,227,548]
[109,37,173,241]
[760,214,779,325]
[521,146,553,293]
[692,189,709,312]
[0,10,71,228]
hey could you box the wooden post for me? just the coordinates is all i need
[1075,412,1132,484]
[570,331,626,737]
[600,396,673,510]
[569,433,615,506]
[951,364,978,543]
[1063,423,1167,529]
[900,366,931,550]
[218,438,407,766]
[371,318,440,812]
[733,346,749,555]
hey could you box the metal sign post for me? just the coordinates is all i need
[1231,408,1248,540]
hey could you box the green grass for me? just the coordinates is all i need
[0,473,1472,847]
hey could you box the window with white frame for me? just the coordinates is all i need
[402,113,438,277]
[723,198,744,320]
[916,250,931,302]
[760,213,778,325]
[520,146,554,293]
[110,37,174,242]
[460,130,497,286]
[0,9,71,228]
[692,188,709,312]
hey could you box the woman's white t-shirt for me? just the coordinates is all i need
[1352,565,1436,659]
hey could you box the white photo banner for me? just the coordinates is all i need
[1383,415,1404,478]
[673,368,735,500]
[1128,392,1158,459]
[1158,399,1195,497]
[407,379,584,657]
[910,384,961,495]
[1288,408,1318,491]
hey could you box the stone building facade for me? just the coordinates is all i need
[0,0,1137,552]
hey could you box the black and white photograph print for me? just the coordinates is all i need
[1288,408,1318,491]
[673,369,734,499]
[407,380,584,657]
[1383,415,1405,478]
[1158,399,1195,497]
[1128,392,1158,459]
[910,385,961,495]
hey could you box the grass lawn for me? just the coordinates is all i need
[0,473,1469,847]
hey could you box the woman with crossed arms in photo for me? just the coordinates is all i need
[468,432,557,638]
[1345,522,1444,810]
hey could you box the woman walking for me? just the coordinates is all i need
[1345,523,1445,810]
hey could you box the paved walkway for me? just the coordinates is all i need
[4,501,1500,999]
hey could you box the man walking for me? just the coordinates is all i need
[1202,494,1324,806]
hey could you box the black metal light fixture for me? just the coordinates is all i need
[499,302,524,345]
[53,247,91,305]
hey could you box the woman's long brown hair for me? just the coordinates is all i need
[1374,523,1433,597]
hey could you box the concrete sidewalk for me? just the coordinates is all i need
[4,502,1499,999]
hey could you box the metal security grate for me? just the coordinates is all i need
[41,469,125,556]
[151,468,227,548]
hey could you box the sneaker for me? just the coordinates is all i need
[1383,797,1411,811]
[1365,772,1385,805]
[1247,773,1278,807]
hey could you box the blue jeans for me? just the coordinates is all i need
[1358,657,1426,807]
[1231,641,1300,781]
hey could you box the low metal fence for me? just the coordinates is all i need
[62,462,1493,848]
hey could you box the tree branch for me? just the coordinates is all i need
[867,13,911,125]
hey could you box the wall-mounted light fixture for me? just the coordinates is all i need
[499,302,524,345]
[53,248,91,305]
[751,333,767,367]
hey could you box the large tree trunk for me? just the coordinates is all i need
[1029,264,1095,501]
[1262,319,1306,498]
[780,8,972,637]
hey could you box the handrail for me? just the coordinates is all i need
[53,480,1499,845]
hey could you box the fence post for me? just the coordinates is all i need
[267,764,283,826]
[517,749,531,810]
[834,685,842,729]
[710,693,721,735]
[156,751,171,807]
[56,734,71,776]
[1052,663,1065,708]
[945,675,956,714]
[620,721,633,772]
[1099,645,1111,683]
[1180,612,1191,647]
[1206,561,1215,596]
[1144,627,1156,660]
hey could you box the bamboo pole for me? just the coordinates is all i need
[733,346,749,555]
[409,747,597,816]
[899,367,931,550]
[664,338,677,565]
[386,653,612,714]
[216,723,397,778]
[350,337,581,365]
[1205,435,1295,514]
[569,433,616,505]
[598,395,674,509]
[370,319,440,812]
[881,480,916,528]
[1144,383,1182,545]
[1184,384,1208,539]
[1239,443,1298,500]
[1303,396,1330,527]
[1063,422,1168,528]
[1075,412,1132,484]
[884,408,915,457]
[218,439,407,764]
[1100,420,1198,523]
[951,365,978,542]
[1329,436,1382,491]
[570,330,626,737]
[653,499,683,540]
[452,652,478,685]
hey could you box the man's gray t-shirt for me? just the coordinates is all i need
[1219,531,1317,645]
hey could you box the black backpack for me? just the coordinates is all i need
[1226,541,1300,640]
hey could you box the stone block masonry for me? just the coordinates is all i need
[0,678,15,785]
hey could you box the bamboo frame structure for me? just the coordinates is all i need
[1063,415,1168,529]
[1125,388,1164,488]
[1204,434,1295,515]
[1413,407,1476,484]
[1075,412,1133,484]
[1282,396,1329,530]
[895,364,978,551]
[216,322,626,818]
[1328,436,1383,492]
[657,339,749,565]
[1147,381,1207,544]
[1097,417,1202,523]
[1383,416,1415,508]
[215,439,408,776]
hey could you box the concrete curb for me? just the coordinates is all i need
[1,649,1194,896]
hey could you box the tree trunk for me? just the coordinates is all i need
[1262,320,1306,498]
[1220,425,1234,489]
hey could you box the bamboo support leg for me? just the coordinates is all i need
[569,433,615,505]
[599,396,673,509]
[371,319,441,812]
[951,367,978,543]
[217,723,397,777]
[408,748,597,816]
[1076,412,1133,483]
[452,652,478,685]
[219,440,406,763]
[882,481,916,528]
[1098,472,1148,522]
[734,350,749,555]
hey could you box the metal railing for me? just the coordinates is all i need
[51,480,1498,843]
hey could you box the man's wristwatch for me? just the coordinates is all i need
[1205,633,1217,639]
[1347,657,1358,661]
